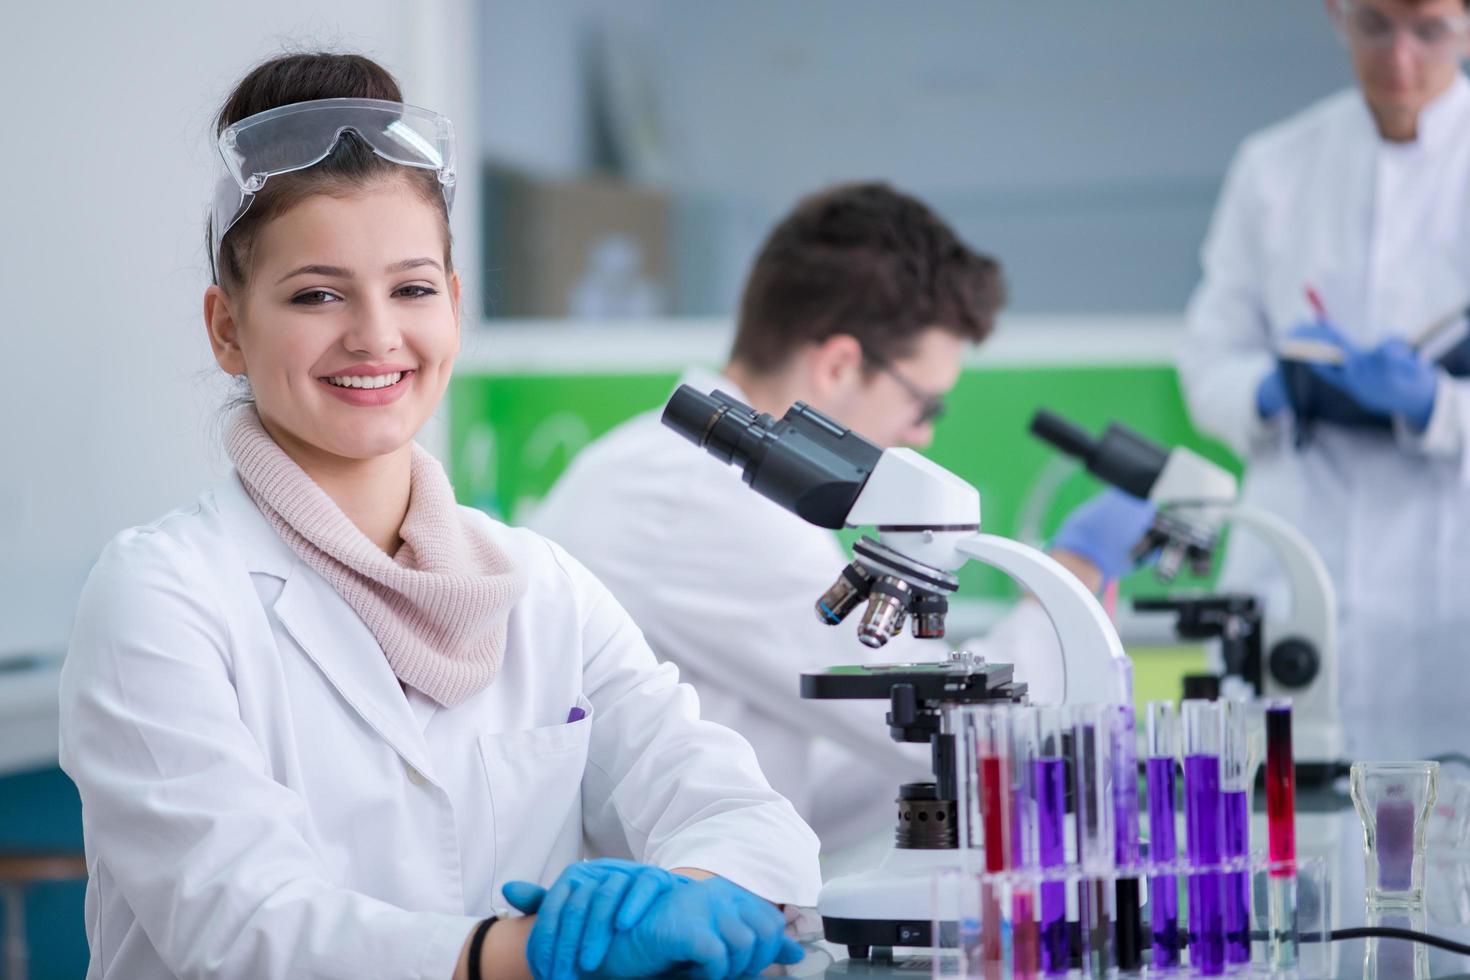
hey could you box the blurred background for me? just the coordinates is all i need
[1,2,1351,975]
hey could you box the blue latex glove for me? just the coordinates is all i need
[503,859,683,979]
[1256,366,1288,420]
[505,875,804,979]
[1259,323,1343,420]
[1312,337,1438,432]
[1051,488,1157,583]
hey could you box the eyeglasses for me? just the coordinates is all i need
[862,350,947,426]
[1339,0,1470,62]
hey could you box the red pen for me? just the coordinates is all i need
[1305,285,1329,323]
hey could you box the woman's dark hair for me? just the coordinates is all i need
[208,52,453,290]
[729,182,1004,375]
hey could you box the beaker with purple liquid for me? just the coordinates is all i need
[1351,761,1439,907]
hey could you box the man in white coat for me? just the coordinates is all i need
[1179,0,1470,760]
[532,183,1154,852]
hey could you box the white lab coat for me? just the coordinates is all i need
[58,470,820,980]
[530,368,1059,851]
[1179,77,1470,760]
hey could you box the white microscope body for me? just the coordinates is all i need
[660,387,1131,955]
[1031,410,1344,769]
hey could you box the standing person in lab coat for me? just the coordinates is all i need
[1180,0,1470,760]
[58,52,819,980]
[531,183,1156,853]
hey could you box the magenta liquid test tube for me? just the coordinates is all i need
[1145,701,1181,969]
[1264,700,1298,970]
[1220,701,1252,964]
[1183,699,1225,976]
[1033,706,1070,976]
[1071,704,1114,977]
[1111,705,1143,972]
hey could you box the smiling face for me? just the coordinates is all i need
[204,177,459,468]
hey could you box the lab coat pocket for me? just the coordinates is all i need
[478,694,593,885]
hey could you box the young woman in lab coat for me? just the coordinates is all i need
[58,53,818,980]
[1179,0,1470,760]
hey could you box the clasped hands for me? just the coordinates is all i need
[502,859,805,980]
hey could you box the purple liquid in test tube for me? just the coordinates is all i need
[1146,702,1181,970]
[1223,790,1251,961]
[1036,756,1069,975]
[1184,701,1226,976]
[1034,706,1069,976]
[1220,700,1254,965]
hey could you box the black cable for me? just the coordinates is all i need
[1325,926,1470,956]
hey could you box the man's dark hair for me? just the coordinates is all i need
[729,182,1005,374]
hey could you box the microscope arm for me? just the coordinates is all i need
[1218,504,1336,650]
[952,533,1132,705]
[1222,504,1341,747]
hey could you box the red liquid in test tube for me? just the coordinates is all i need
[981,755,1010,873]
[1266,704,1296,873]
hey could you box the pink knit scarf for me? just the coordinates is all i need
[225,406,527,706]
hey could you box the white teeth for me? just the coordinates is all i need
[326,372,404,390]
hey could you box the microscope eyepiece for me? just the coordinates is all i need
[661,386,753,464]
[660,385,883,529]
[1029,408,1168,500]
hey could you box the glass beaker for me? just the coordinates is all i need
[1350,761,1440,906]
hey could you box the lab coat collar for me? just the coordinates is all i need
[211,468,438,779]
[212,470,295,579]
[1361,72,1470,153]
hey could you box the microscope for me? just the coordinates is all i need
[661,386,1131,956]
[1029,410,1344,777]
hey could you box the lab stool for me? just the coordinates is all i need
[0,852,86,980]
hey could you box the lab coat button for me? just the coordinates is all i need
[404,761,428,786]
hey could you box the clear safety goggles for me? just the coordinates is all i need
[1338,0,1470,62]
[210,97,456,272]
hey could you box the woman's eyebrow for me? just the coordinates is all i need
[277,264,352,284]
[275,257,442,285]
[386,257,442,274]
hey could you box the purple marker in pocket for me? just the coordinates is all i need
[567,706,587,723]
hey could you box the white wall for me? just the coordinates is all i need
[0,1,475,654]
[476,1,1357,313]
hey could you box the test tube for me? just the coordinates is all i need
[1183,699,1225,976]
[1220,701,1252,964]
[1071,704,1114,976]
[977,705,1011,968]
[1010,707,1040,977]
[1264,700,1298,970]
[1110,705,1143,972]
[957,704,1012,971]
[1033,706,1070,976]
[1145,701,1181,969]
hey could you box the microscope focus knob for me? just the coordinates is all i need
[1269,638,1319,689]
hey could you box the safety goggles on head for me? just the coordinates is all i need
[862,348,948,426]
[1338,0,1470,62]
[209,97,456,273]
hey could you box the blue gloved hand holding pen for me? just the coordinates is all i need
[1312,335,1439,431]
[504,863,803,979]
[1274,319,1439,431]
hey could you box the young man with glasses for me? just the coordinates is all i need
[1180,0,1470,761]
[532,182,1151,850]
